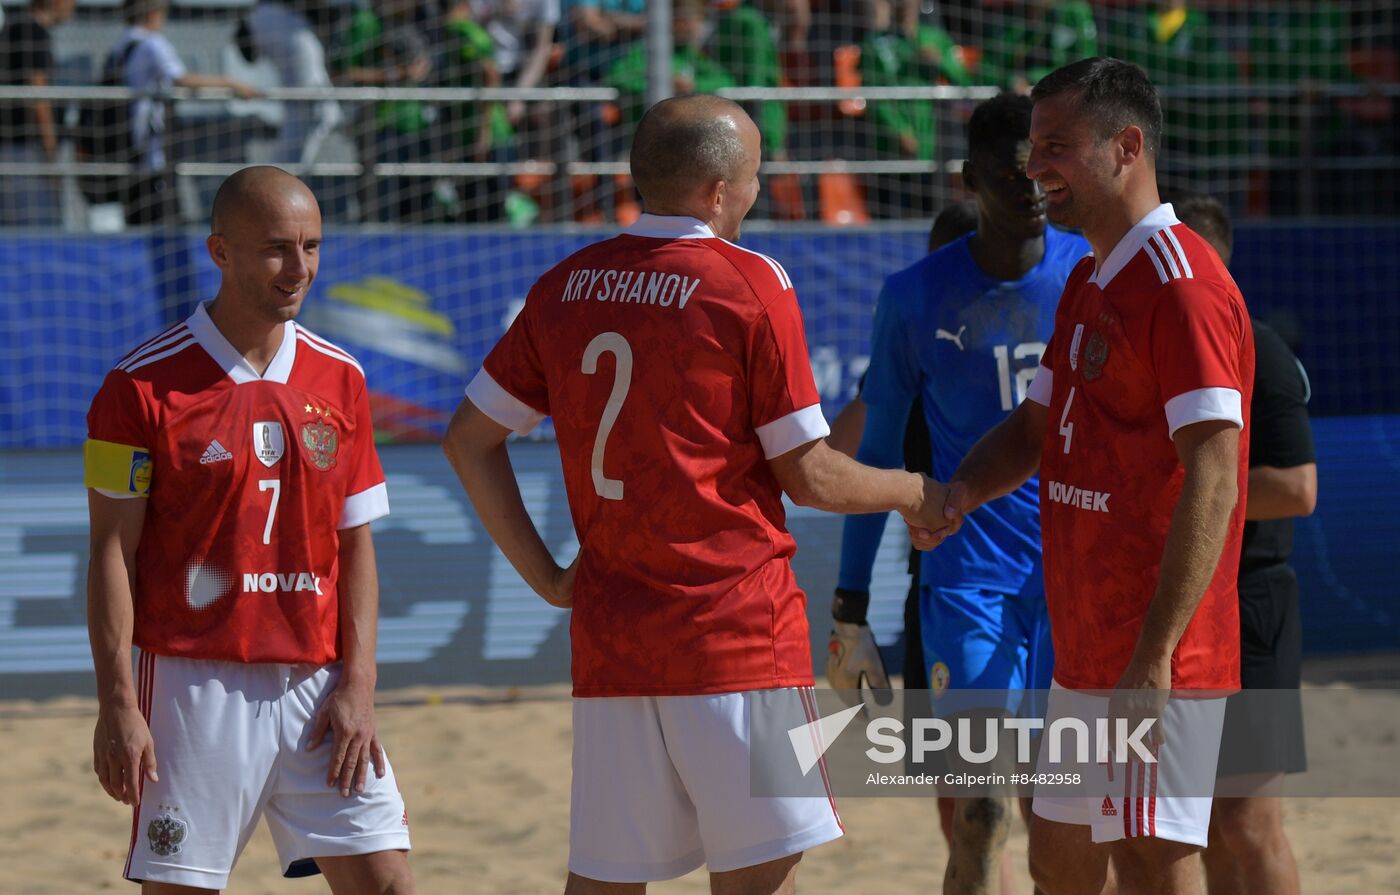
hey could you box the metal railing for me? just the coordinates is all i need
[0,81,1395,220]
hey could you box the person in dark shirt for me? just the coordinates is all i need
[0,0,74,226]
[1169,188,1315,895]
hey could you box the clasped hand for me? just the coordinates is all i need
[902,477,972,551]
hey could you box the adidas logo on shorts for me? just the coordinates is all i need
[1101,796,1118,817]
[200,439,233,465]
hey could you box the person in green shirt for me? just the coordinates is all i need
[432,0,513,222]
[333,0,433,221]
[606,0,734,137]
[979,0,1098,94]
[708,1,787,160]
[901,0,973,91]
[1103,1,1245,164]
[859,0,967,216]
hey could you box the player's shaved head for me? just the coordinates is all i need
[630,95,754,206]
[206,166,322,328]
[210,165,317,235]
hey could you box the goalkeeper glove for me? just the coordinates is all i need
[826,589,893,705]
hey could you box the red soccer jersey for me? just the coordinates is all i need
[85,303,388,665]
[1027,204,1253,692]
[469,214,829,697]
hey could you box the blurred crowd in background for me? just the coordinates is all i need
[0,0,1397,228]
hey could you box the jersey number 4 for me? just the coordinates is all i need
[1058,387,1076,455]
[581,332,633,500]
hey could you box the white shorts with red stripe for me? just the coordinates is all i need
[124,650,411,889]
[1030,680,1226,847]
[569,687,843,882]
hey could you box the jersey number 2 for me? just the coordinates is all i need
[581,332,633,500]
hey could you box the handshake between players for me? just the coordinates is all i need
[827,475,968,698]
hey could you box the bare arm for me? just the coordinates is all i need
[442,399,575,607]
[1245,463,1317,521]
[306,522,388,797]
[471,58,502,158]
[570,6,615,39]
[825,396,866,458]
[946,396,1047,514]
[570,6,645,40]
[336,524,380,693]
[1124,420,1241,689]
[87,491,157,806]
[515,21,556,90]
[174,73,259,98]
[604,9,647,36]
[767,437,946,531]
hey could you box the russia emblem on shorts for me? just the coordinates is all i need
[146,813,187,856]
[253,421,285,468]
[300,419,339,471]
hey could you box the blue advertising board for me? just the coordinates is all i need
[3,223,1398,449]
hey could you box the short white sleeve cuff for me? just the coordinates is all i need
[340,482,390,529]
[755,404,831,459]
[94,487,141,500]
[1164,387,1243,437]
[1025,365,1053,406]
[466,368,546,435]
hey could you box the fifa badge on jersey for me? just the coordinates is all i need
[146,813,187,857]
[1068,323,1085,372]
[300,419,339,471]
[1083,331,1110,382]
[253,422,285,467]
[929,661,951,698]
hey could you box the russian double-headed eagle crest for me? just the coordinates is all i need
[300,419,339,471]
[147,813,187,857]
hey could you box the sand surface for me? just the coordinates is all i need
[2,669,1397,893]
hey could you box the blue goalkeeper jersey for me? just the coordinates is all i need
[839,226,1090,593]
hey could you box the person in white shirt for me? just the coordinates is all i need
[248,0,343,169]
[114,0,257,225]
[474,0,560,211]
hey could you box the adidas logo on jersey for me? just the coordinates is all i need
[200,440,233,465]
[1101,796,1118,817]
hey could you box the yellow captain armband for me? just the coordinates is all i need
[84,439,153,497]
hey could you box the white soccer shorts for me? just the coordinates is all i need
[1031,679,1226,847]
[123,651,411,889]
[568,687,844,882]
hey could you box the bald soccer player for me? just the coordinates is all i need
[85,166,414,893]
[444,95,953,894]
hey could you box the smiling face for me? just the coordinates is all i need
[1026,90,1120,233]
[966,137,1047,242]
[207,186,322,325]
